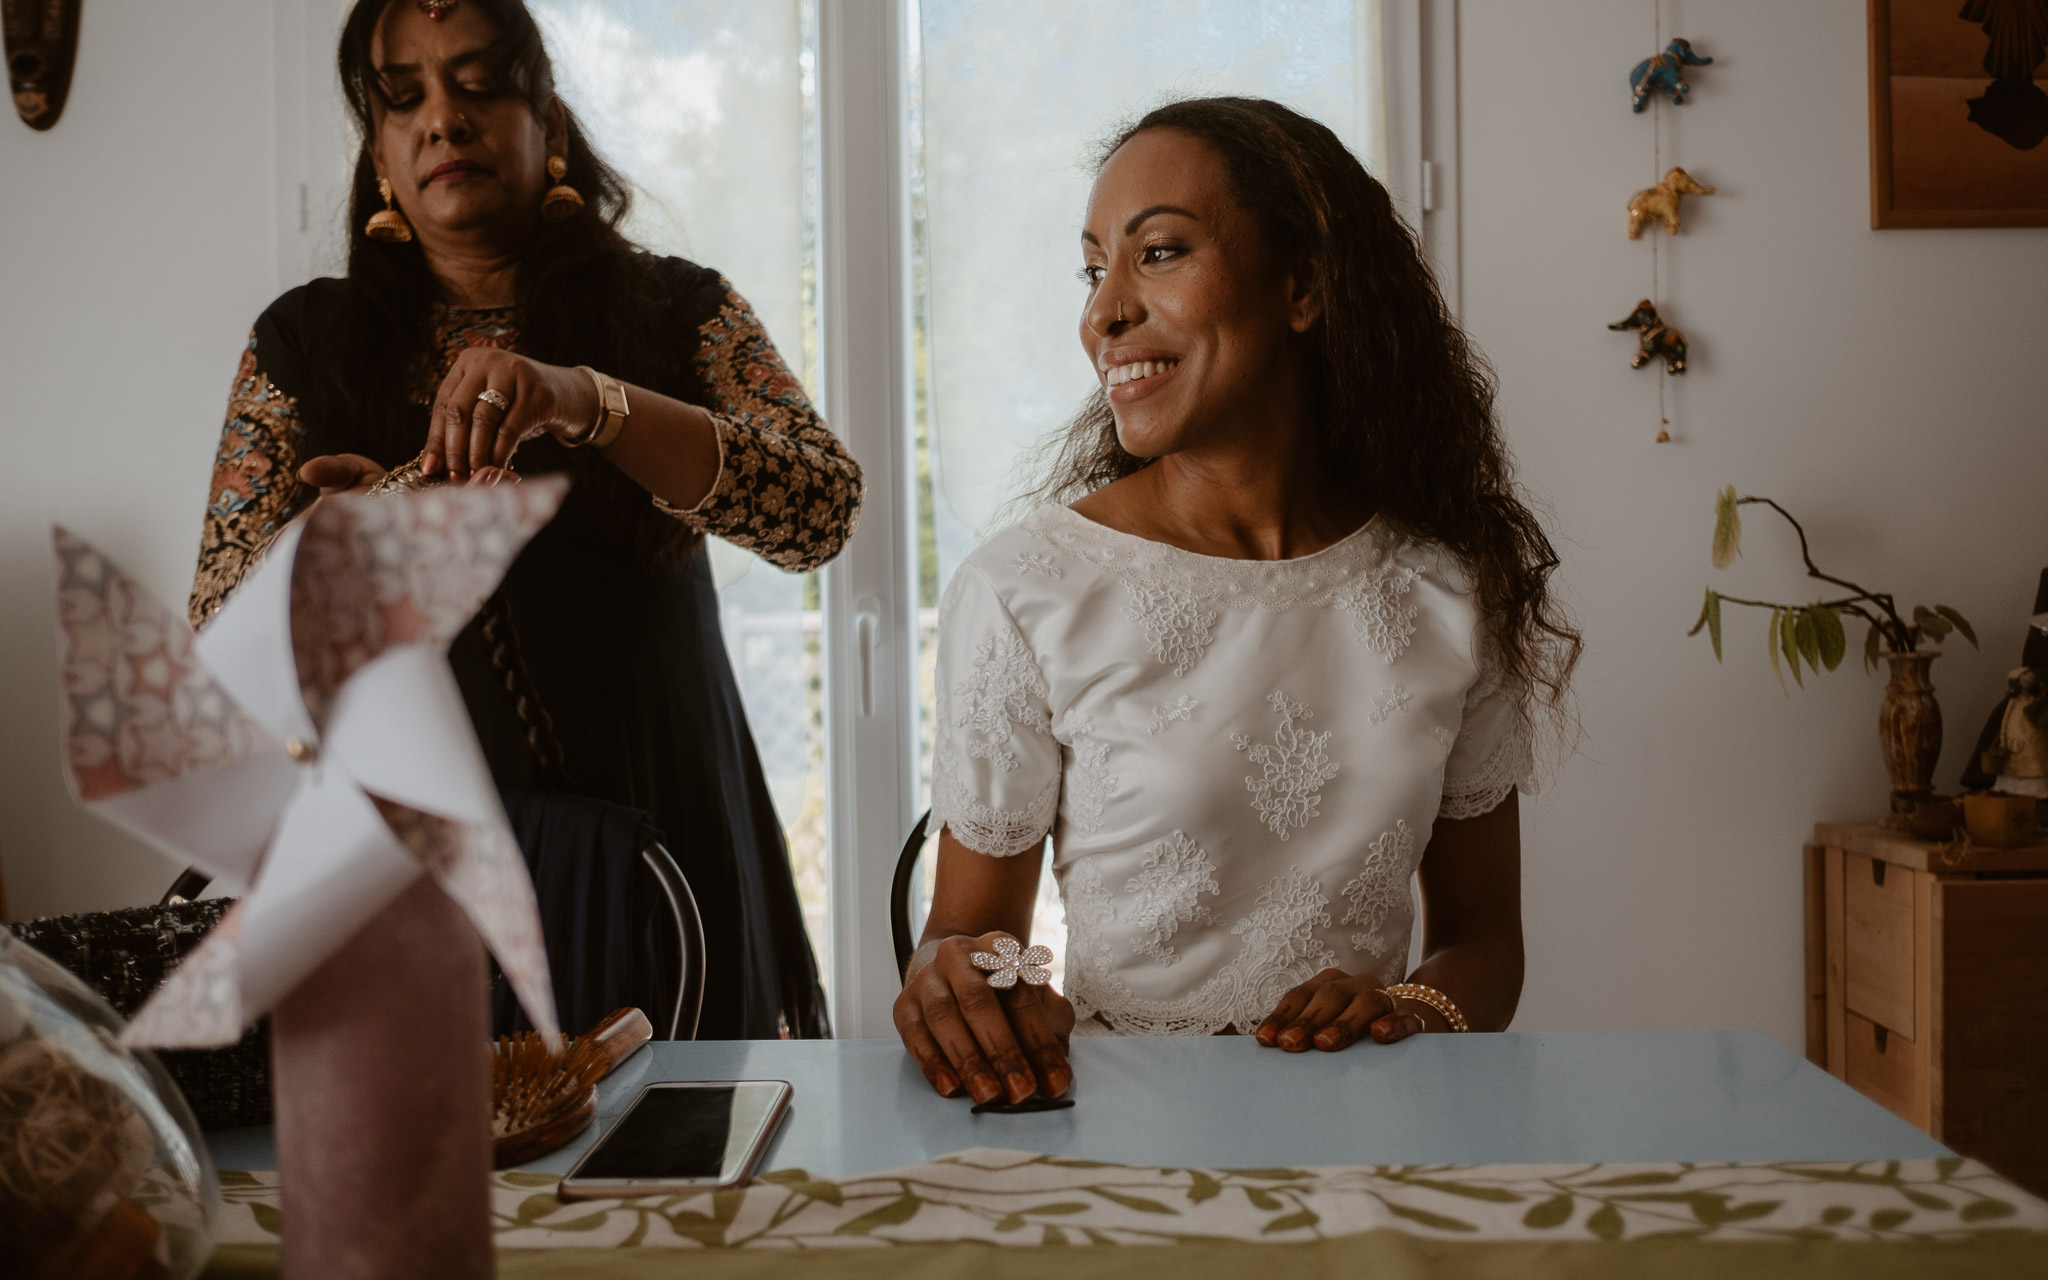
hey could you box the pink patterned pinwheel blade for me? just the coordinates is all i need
[290,477,567,726]
[376,800,560,1044]
[122,904,248,1048]
[52,527,273,801]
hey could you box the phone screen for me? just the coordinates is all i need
[571,1082,789,1185]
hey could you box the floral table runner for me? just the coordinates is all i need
[209,1146,2046,1256]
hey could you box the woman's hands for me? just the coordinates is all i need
[425,347,601,480]
[1254,967,1430,1052]
[298,453,388,495]
[895,931,1075,1106]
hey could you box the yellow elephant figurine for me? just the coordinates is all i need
[1627,167,1716,239]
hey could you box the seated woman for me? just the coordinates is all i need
[895,96,1577,1107]
[192,0,860,1038]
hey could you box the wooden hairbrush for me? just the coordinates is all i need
[491,1007,652,1169]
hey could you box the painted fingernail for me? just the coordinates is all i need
[969,1075,1000,1104]
[935,1071,959,1096]
[1008,1072,1036,1101]
[1315,1028,1343,1050]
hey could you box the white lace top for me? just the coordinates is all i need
[930,505,1534,1037]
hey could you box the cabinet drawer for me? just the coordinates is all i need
[1843,853,1915,1039]
[1844,1010,1926,1126]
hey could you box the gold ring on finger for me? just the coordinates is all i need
[477,388,511,412]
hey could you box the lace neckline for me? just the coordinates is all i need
[1041,503,1385,571]
[1019,503,1418,624]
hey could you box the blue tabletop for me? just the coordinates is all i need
[206,1030,1948,1179]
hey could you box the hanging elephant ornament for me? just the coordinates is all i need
[1627,166,1716,238]
[4,0,82,131]
[1608,299,1688,374]
[1629,38,1713,112]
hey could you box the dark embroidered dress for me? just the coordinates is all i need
[189,258,860,1039]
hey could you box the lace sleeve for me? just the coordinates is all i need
[1438,647,1536,821]
[929,566,1061,856]
[187,332,315,628]
[652,281,864,573]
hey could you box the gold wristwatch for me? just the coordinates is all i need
[565,366,630,449]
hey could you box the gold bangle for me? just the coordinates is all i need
[1384,982,1469,1033]
[563,365,630,448]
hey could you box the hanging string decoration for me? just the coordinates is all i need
[1614,5,1715,442]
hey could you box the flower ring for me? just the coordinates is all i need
[969,936,1053,990]
[476,389,511,413]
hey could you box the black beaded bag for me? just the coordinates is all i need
[4,899,272,1129]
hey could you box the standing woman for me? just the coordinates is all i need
[895,97,1577,1106]
[189,0,860,1038]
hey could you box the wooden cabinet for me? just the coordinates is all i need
[1805,822,2048,1197]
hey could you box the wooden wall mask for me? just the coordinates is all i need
[4,0,82,131]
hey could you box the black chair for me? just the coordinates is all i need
[890,808,933,981]
[637,840,706,1040]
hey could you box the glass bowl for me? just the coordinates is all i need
[0,929,218,1279]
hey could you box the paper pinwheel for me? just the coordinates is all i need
[53,479,568,1049]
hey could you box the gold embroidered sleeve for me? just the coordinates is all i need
[653,282,864,573]
[187,332,315,627]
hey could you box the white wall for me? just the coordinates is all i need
[0,1,348,920]
[1461,0,2048,1049]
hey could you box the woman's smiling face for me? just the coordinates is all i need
[1078,127,1320,462]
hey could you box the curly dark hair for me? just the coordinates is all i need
[1028,96,1579,718]
[316,0,695,563]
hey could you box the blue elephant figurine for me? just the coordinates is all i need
[1630,38,1713,112]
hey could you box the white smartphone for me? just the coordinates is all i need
[557,1080,793,1199]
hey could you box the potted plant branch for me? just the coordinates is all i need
[1689,487,1978,798]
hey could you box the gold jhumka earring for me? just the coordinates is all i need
[365,177,413,243]
[541,157,584,222]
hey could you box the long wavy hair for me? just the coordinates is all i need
[1029,96,1579,718]
[312,0,693,563]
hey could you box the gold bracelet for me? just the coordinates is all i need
[1384,982,1469,1033]
[563,365,630,448]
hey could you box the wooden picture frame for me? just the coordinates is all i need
[1868,0,2048,228]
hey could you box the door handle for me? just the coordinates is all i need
[854,596,882,718]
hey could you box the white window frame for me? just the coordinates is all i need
[276,0,1454,1040]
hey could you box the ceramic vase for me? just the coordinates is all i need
[1879,651,1942,797]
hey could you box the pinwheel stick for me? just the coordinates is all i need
[271,876,493,1280]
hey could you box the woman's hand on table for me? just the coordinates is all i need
[1255,968,1431,1052]
[424,348,601,480]
[895,931,1075,1106]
